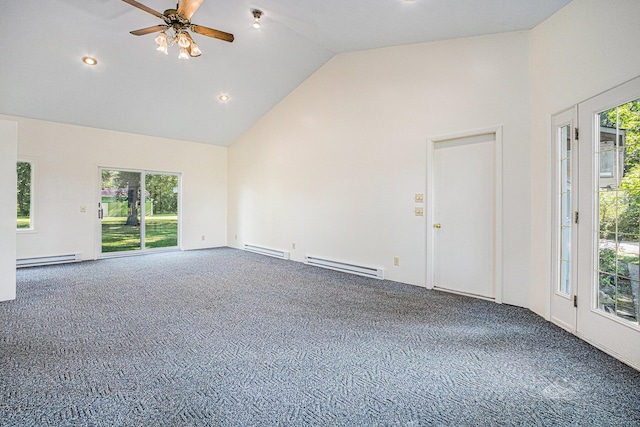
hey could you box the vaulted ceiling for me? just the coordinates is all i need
[0,0,572,147]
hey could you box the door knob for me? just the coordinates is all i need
[434,223,442,229]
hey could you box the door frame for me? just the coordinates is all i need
[549,108,578,333]
[426,126,504,303]
[96,166,182,259]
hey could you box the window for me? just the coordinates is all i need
[16,161,33,230]
[597,98,639,323]
[599,127,625,185]
[558,124,572,295]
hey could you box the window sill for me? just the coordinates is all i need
[17,229,37,234]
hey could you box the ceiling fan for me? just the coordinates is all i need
[122,0,234,58]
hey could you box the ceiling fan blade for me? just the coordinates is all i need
[177,0,204,21]
[121,0,165,20]
[130,25,169,36]
[191,25,234,43]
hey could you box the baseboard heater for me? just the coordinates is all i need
[243,244,290,260]
[304,256,384,279]
[16,254,82,268]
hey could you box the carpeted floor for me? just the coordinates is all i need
[1,247,639,426]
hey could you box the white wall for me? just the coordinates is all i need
[228,32,533,307]
[529,0,640,317]
[0,115,228,261]
[0,120,17,301]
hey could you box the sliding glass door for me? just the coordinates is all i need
[144,173,179,249]
[100,168,179,255]
[101,170,142,253]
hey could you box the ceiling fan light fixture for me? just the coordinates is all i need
[178,46,190,59]
[177,32,190,48]
[190,42,202,57]
[252,9,262,29]
[155,31,167,46]
[155,31,168,54]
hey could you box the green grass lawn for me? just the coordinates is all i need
[102,215,177,252]
[17,217,30,229]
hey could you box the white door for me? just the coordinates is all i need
[550,109,578,332]
[431,133,497,299]
[576,76,640,369]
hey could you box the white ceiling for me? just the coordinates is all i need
[0,0,571,147]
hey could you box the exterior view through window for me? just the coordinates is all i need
[101,169,179,253]
[16,161,32,229]
[597,98,640,324]
[558,124,572,295]
[145,173,179,249]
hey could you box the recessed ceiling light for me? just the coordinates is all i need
[219,94,230,102]
[82,56,97,66]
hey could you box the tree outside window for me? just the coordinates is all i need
[17,161,32,229]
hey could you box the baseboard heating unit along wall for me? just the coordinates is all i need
[243,244,290,260]
[304,256,384,279]
[16,254,82,268]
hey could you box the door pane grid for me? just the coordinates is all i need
[558,124,572,295]
[596,99,640,324]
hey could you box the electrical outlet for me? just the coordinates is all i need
[80,205,86,213]
[415,207,424,216]
[235,234,237,240]
[415,193,424,203]
[292,243,296,250]
[393,256,400,266]
[201,235,205,241]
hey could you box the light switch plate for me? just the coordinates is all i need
[415,193,424,203]
[415,207,424,216]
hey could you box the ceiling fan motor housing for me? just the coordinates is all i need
[164,8,190,26]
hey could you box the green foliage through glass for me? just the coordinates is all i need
[101,170,179,253]
[17,161,32,229]
[597,99,640,323]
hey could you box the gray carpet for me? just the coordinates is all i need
[1,247,639,426]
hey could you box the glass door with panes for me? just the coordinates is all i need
[100,168,179,255]
[577,76,640,369]
[551,109,578,333]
